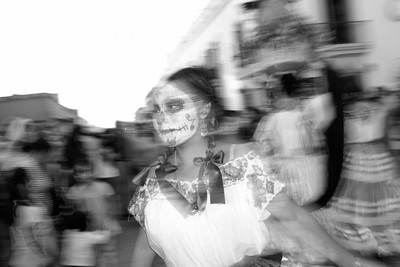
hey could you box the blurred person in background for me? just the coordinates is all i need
[63,124,88,173]
[314,86,400,266]
[254,71,335,266]
[66,160,120,267]
[238,107,264,142]
[1,118,59,267]
[254,72,327,207]
[212,110,244,145]
[2,118,56,222]
[383,87,400,165]
[59,209,111,267]
[129,116,164,186]
[311,65,346,210]
[93,130,122,217]
[128,67,384,267]
[299,64,337,155]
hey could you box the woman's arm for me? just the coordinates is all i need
[267,192,386,267]
[253,115,275,157]
[314,93,336,132]
[131,228,156,267]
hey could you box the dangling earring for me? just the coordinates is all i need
[200,102,212,137]
[200,118,208,137]
[207,135,216,149]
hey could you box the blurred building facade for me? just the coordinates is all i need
[163,0,400,111]
[0,93,84,161]
[0,93,80,123]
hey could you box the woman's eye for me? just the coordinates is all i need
[164,99,184,113]
[152,105,161,114]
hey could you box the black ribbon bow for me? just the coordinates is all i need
[193,150,226,209]
[131,161,160,186]
[131,154,178,186]
[131,149,225,217]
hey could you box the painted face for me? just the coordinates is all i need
[152,83,200,147]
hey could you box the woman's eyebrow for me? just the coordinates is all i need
[162,98,185,105]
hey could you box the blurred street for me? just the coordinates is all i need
[117,219,138,267]
[0,217,166,267]
[117,219,165,267]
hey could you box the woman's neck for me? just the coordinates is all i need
[174,135,209,168]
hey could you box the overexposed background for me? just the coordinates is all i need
[0,0,210,128]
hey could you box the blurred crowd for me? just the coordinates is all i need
[0,67,400,266]
[0,117,165,267]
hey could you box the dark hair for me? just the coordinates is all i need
[220,110,240,120]
[22,137,51,153]
[341,75,363,106]
[281,73,299,98]
[100,129,116,149]
[167,67,218,105]
[64,124,88,169]
[33,137,51,152]
[65,210,88,231]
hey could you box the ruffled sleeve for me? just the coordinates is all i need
[128,186,148,228]
[244,152,285,220]
[128,172,160,228]
[220,150,285,221]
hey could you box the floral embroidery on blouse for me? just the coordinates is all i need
[128,151,285,227]
[245,153,283,219]
[128,178,198,227]
[168,179,198,204]
[128,186,149,228]
[220,157,247,186]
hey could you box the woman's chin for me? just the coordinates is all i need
[165,143,177,148]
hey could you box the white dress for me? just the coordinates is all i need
[67,181,121,233]
[314,100,400,256]
[254,105,327,206]
[303,93,336,149]
[129,150,285,267]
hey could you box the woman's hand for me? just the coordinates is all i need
[266,192,387,267]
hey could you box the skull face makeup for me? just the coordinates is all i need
[152,83,201,147]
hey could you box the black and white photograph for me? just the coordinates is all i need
[1,0,400,266]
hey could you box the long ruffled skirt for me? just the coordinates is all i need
[315,141,400,256]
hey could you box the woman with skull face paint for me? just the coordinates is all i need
[128,67,386,267]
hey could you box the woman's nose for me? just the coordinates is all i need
[156,111,165,125]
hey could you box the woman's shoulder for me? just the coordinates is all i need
[231,142,254,159]
[139,166,161,193]
[217,142,255,162]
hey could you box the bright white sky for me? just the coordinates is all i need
[0,0,210,128]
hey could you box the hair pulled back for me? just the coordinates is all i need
[281,73,299,98]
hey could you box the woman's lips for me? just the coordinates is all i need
[160,125,186,135]
[160,128,177,135]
